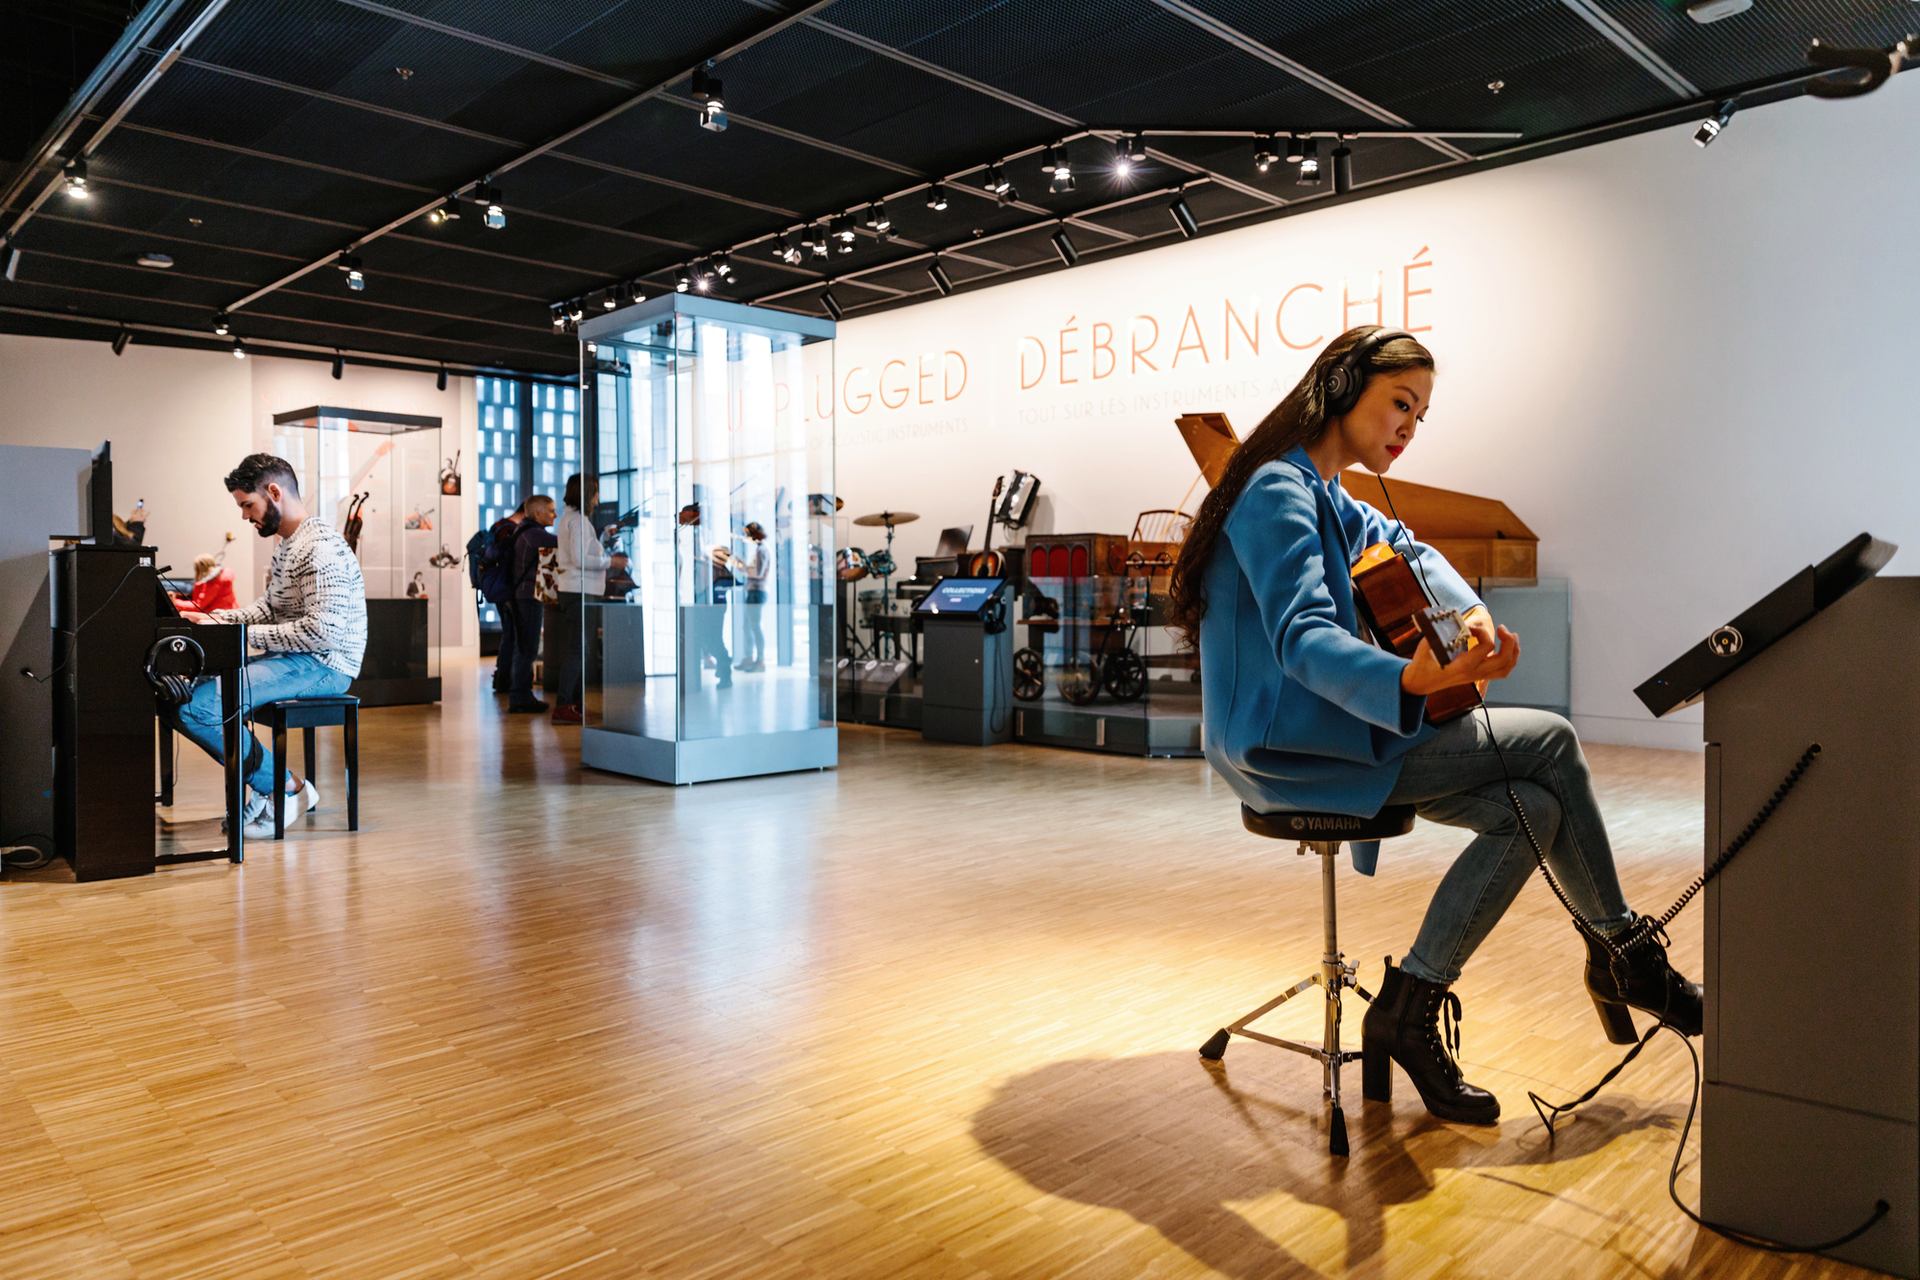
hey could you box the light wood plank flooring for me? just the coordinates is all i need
[0,660,1877,1279]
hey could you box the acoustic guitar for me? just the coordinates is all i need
[1349,542,1482,724]
[964,476,1005,576]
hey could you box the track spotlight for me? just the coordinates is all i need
[552,305,566,328]
[472,185,505,229]
[983,163,1010,195]
[675,267,690,293]
[427,202,458,225]
[568,301,585,322]
[437,365,448,392]
[1254,134,1278,174]
[1041,144,1062,174]
[1285,133,1305,163]
[331,353,344,380]
[926,183,948,211]
[337,253,365,292]
[999,183,1020,205]
[809,224,829,258]
[602,292,617,310]
[820,286,843,321]
[1694,99,1736,147]
[832,214,856,244]
[112,327,130,356]
[870,202,891,234]
[1169,194,1198,239]
[1051,227,1079,267]
[694,260,712,290]
[927,259,954,297]
[1297,137,1322,185]
[1116,134,1147,177]
[212,312,230,336]
[1332,145,1354,195]
[776,231,802,264]
[231,338,247,359]
[62,160,89,200]
[1050,165,1076,194]
[692,67,727,131]
[713,250,732,277]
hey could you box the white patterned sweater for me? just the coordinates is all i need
[213,517,368,677]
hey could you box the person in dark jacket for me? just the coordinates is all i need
[506,494,556,713]
[482,502,526,693]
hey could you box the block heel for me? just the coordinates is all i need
[1361,1040,1392,1102]
[1592,995,1638,1045]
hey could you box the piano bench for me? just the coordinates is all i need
[248,695,361,840]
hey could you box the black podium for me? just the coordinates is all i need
[915,577,1012,746]
[1639,534,1916,1276]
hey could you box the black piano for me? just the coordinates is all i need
[52,544,250,880]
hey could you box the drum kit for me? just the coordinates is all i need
[839,510,916,659]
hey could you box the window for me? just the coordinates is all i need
[475,376,523,627]
[471,377,582,629]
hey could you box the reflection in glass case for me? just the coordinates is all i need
[577,295,836,784]
[267,406,453,705]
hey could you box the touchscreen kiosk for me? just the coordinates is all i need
[912,576,1005,619]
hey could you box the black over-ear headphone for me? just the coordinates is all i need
[145,633,206,706]
[1324,327,1414,418]
[982,592,1007,635]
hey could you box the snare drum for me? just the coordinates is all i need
[837,547,871,581]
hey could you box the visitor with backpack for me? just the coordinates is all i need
[507,495,558,713]
[470,501,526,694]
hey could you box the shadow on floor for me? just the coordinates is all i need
[971,1049,1675,1278]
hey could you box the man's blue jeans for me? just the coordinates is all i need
[161,653,350,795]
[1384,707,1634,985]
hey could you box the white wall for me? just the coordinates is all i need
[831,73,1920,750]
[0,336,481,652]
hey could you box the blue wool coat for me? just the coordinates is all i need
[1199,445,1484,873]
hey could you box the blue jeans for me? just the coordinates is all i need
[162,652,351,795]
[1384,707,1633,984]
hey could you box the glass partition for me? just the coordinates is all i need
[267,405,449,705]
[577,296,835,784]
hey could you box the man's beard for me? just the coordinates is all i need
[254,499,282,538]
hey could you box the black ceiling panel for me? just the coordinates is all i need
[1592,0,1918,91]
[4,0,1905,369]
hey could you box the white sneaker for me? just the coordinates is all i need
[300,779,319,813]
[223,790,270,835]
[244,784,310,839]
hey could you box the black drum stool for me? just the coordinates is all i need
[249,695,360,840]
[1199,803,1417,1156]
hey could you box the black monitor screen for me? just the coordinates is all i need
[912,576,1004,617]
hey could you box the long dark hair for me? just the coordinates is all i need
[1167,325,1435,648]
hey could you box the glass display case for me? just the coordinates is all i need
[266,406,454,705]
[576,295,836,784]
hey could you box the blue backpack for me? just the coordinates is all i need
[464,528,491,590]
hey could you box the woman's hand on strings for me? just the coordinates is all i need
[1401,623,1520,697]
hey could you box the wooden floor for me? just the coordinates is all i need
[0,660,1875,1279]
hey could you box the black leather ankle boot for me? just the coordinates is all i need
[1360,957,1500,1125]
[1583,919,1703,1044]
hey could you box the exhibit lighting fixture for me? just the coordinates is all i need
[999,182,1020,206]
[927,259,954,296]
[1112,138,1134,177]
[713,250,732,277]
[1169,194,1198,239]
[213,312,230,336]
[1298,137,1322,185]
[1332,145,1354,195]
[428,202,458,225]
[1051,227,1079,267]
[1254,135,1278,173]
[437,365,448,391]
[1041,144,1060,174]
[112,328,130,356]
[820,286,843,321]
[602,292,617,310]
[1695,99,1737,146]
[63,159,89,199]
[331,353,344,380]
[552,305,566,327]
[1285,132,1305,163]
[693,68,727,131]
[568,301,585,322]
[472,184,505,229]
[338,253,366,291]
[984,163,1010,194]
[776,232,802,264]
[832,214,856,243]
[1050,164,1075,194]
[871,202,891,233]
[809,224,829,257]
[926,183,948,211]
[694,259,712,290]
[675,267,691,292]
[232,338,247,359]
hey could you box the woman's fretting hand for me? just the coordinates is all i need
[1401,624,1520,697]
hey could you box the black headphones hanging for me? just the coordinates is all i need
[145,633,206,706]
[1324,326,1414,417]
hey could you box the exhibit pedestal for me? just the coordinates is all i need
[1699,576,1918,1277]
[919,616,1011,746]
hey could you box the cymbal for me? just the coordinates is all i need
[851,510,919,527]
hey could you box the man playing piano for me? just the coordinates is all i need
[161,453,367,837]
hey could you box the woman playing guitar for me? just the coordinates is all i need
[1167,325,1700,1127]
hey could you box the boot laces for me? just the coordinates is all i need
[1422,989,1465,1080]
